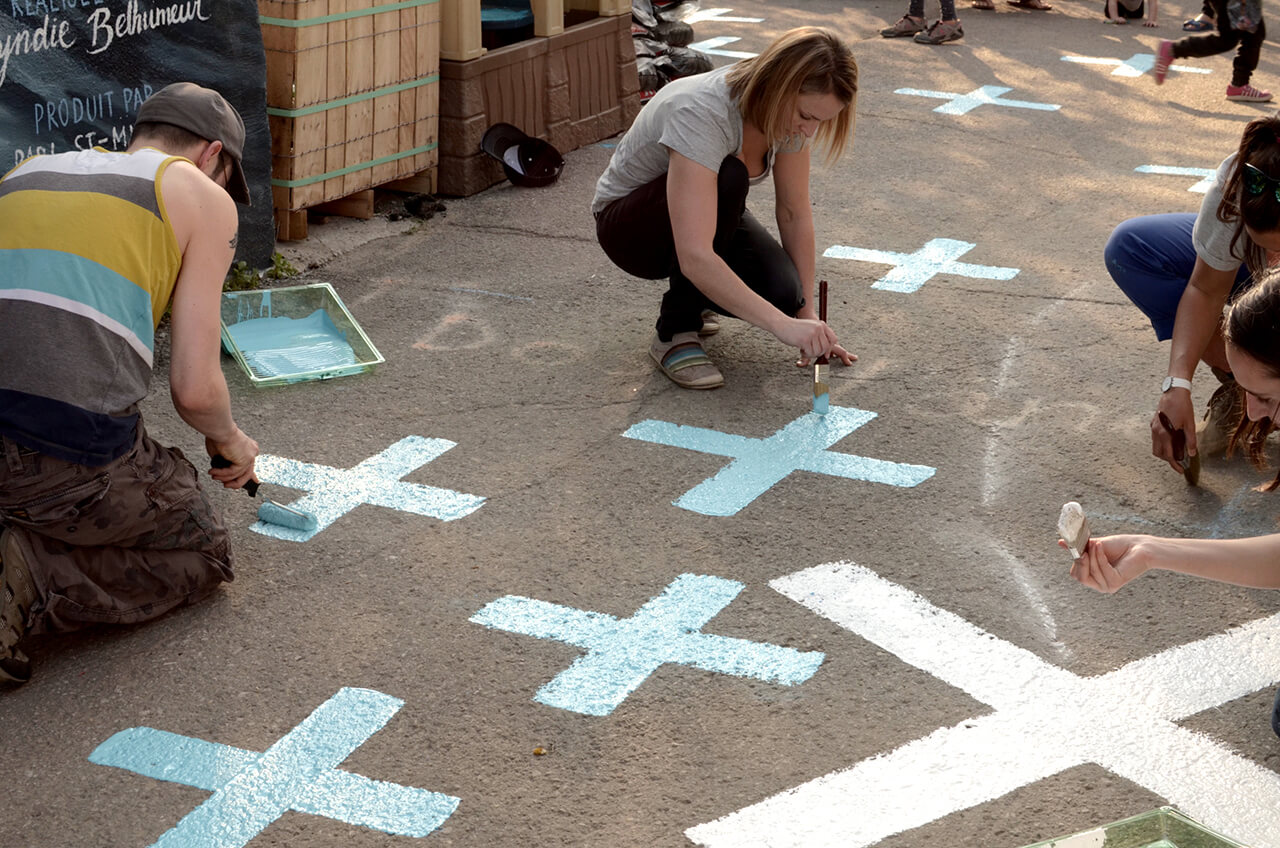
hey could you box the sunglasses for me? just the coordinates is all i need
[1243,163,1280,202]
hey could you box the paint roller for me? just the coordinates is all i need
[813,279,830,416]
[211,455,318,532]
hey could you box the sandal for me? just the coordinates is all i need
[699,309,721,336]
[1182,17,1214,29]
[1006,0,1052,9]
[650,332,724,389]
[971,0,995,10]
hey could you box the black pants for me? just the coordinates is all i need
[1174,0,1265,87]
[595,156,803,341]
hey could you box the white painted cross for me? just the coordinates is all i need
[824,238,1019,294]
[251,436,485,542]
[686,562,1280,848]
[1062,53,1212,78]
[688,35,757,59]
[1135,165,1216,193]
[686,8,765,24]
[895,85,1060,115]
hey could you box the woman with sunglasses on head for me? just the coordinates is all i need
[1104,114,1280,478]
[592,26,858,389]
[1066,269,1280,737]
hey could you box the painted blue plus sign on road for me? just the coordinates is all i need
[89,687,460,847]
[1062,53,1212,78]
[470,574,825,716]
[251,436,485,542]
[621,406,935,517]
[895,85,1060,115]
[824,238,1019,294]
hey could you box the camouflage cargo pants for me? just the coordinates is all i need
[0,425,233,635]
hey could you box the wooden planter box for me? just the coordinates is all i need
[437,11,639,197]
[259,0,442,237]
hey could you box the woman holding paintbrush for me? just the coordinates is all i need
[592,26,858,389]
[1067,269,1280,736]
[1105,114,1280,479]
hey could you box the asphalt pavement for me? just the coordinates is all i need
[7,1,1280,846]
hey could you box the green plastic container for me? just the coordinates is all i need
[1020,807,1251,848]
[219,282,384,387]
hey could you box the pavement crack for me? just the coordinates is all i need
[452,222,596,244]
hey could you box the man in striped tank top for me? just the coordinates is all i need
[0,83,260,685]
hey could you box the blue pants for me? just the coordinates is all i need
[1104,212,1249,341]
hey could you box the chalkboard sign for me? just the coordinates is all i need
[1,0,273,267]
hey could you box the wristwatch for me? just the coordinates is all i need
[1161,376,1193,393]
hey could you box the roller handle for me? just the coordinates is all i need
[816,279,829,366]
[211,454,259,496]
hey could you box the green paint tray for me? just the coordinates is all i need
[219,282,384,387]
[1021,807,1249,848]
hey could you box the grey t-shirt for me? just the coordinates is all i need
[1192,153,1246,272]
[591,66,744,216]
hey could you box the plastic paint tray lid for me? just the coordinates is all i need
[219,282,384,387]
[1019,807,1251,848]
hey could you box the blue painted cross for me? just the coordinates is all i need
[895,85,1060,115]
[1061,53,1212,78]
[824,238,1019,294]
[251,436,485,542]
[621,406,935,517]
[1135,165,1215,193]
[470,574,825,716]
[89,687,460,847]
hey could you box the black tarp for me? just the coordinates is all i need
[1,0,273,266]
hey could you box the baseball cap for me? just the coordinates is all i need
[136,82,251,205]
[480,122,564,188]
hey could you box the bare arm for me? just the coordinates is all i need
[774,147,855,366]
[1152,257,1237,468]
[1144,0,1158,25]
[163,161,258,488]
[667,150,835,360]
[773,147,816,317]
[1070,533,1280,593]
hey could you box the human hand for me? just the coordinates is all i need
[797,343,857,367]
[1151,388,1197,473]
[207,430,259,490]
[1143,17,1158,25]
[775,317,837,362]
[1061,534,1152,594]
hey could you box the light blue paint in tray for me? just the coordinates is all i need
[220,283,384,386]
[228,310,356,377]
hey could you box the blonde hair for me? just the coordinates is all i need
[725,26,858,163]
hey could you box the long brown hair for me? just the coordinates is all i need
[1224,267,1280,489]
[1218,114,1280,278]
[725,26,858,163]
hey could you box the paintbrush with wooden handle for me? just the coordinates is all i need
[813,279,830,415]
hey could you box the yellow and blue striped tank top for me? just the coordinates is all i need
[0,147,184,466]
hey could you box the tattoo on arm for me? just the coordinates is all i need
[229,229,239,252]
